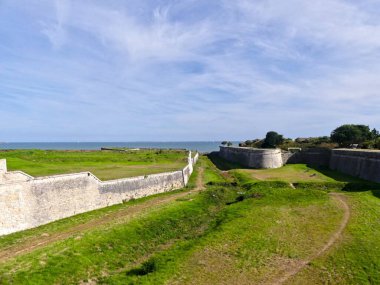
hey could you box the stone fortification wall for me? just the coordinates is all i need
[182,165,191,185]
[283,148,331,167]
[220,147,331,169]
[0,152,198,236]
[219,146,283,169]
[330,149,380,183]
[193,152,199,165]
[219,147,380,183]
[0,159,6,173]
[1,171,33,184]
[0,158,33,185]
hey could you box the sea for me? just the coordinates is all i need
[0,142,239,153]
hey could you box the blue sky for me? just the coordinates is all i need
[1,0,380,141]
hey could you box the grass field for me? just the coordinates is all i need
[237,164,364,183]
[0,155,379,284]
[0,149,188,180]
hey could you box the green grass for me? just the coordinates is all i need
[290,190,380,285]
[167,187,341,284]
[0,188,189,251]
[0,157,232,284]
[0,149,188,180]
[236,164,363,183]
[0,156,379,284]
[202,157,226,184]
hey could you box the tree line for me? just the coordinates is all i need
[222,124,380,150]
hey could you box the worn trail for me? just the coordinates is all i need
[270,193,350,285]
[0,167,205,263]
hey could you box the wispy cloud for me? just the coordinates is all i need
[0,0,379,141]
[41,0,71,49]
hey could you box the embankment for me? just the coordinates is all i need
[0,153,199,236]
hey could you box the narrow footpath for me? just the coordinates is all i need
[270,193,350,285]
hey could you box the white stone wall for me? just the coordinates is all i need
[0,182,31,235]
[0,159,7,173]
[219,146,283,169]
[0,159,6,184]
[0,152,198,236]
[193,153,199,165]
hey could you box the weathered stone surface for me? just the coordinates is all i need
[0,152,199,236]
[0,159,6,173]
[219,146,283,169]
[330,149,380,183]
[283,148,331,167]
[219,146,380,183]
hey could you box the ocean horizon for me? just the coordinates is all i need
[0,141,240,153]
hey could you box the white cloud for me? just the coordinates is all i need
[1,0,380,140]
[41,0,71,49]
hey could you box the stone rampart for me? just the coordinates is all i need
[0,152,198,236]
[283,148,331,167]
[219,146,283,169]
[0,159,6,173]
[219,147,380,183]
[193,152,199,165]
[330,149,380,183]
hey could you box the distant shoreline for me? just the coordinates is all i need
[0,142,238,153]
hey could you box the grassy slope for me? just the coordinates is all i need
[237,164,363,183]
[0,157,379,284]
[0,149,187,180]
[289,190,380,285]
[0,158,223,284]
[162,173,340,285]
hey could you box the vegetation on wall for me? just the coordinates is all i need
[261,131,284,148]
[221,141,233,147]
[237,124,380,150]
[330,124,378,147]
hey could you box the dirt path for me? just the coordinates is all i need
[270,193,350,285]
[0,167,205,263]
[195,167,205,191]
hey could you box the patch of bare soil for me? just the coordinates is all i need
[0,167,205,263]
[195,167,205,191]
[220,170,233,182]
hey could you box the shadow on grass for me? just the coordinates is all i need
[126,259,156,276]
[308,165,365,183]
[292,180,380,200]
[370,189,380,199]
[207,152,244,171]
[341,182,380,199]
[307,166,380,198]
[208,152,380,199]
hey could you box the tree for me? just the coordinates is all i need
[330,124,372,147]
[221,141,233,147]
[262,131,284,148]
[371,128,380,139]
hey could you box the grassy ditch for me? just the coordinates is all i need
[287,189,380,285]
[0,156,379,284]
[0,181,237,284]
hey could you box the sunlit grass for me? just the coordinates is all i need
[0,149,188,180]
